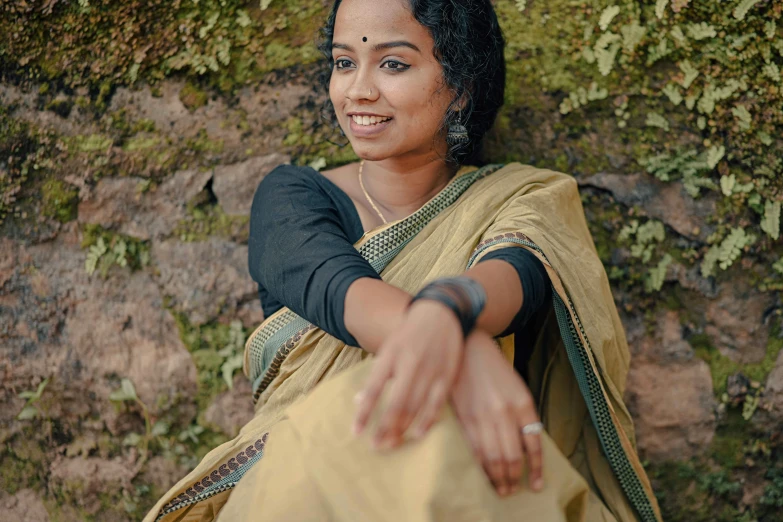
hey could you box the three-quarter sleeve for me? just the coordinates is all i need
[478,246,551,337]
[248,165,381,346]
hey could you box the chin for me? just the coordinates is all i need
[349,143,397,162]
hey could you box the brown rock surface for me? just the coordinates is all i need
[764,350,783,423]
[0,227,197,426]
[212,153,290,215]
[78,168,211,240]
[625,360,716,461]
[624,310,717,460]
[580,172,716,240]
[202,375,255,437]
[0,488,50,522]
[704,281,773,364]
[152,238,256,325]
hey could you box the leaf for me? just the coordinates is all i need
[679,60,699,89]
[662,84,682,105]
[596,42,621,76]
[109,378,138,402]
[515,0,527,12]
[646,254,673,293]
[731,105,752,130]
[599,6,620,31]
[123,432,143,447]
[721,174,736,196]
[733,0,762,21]
[686,22,716,41]
[221,354,244,389]
[152,420,170,437]
[260,0,274,10]
[763,63,780,83]
[308,157,327,172]
[645,112,670,131]
[17,405,39,421]
[655,0,668,19]
[621,22,646,52]
[706,145,725,169]
[717,227,756,270]
[761,200,781,240]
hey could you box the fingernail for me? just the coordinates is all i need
[498,485,508,496]
[534,478,544,491]
[510,485,519,495]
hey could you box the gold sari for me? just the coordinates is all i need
[144,163,662,522]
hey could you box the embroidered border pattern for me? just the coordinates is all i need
[155,433,269,521]
[468,235,660,522]
[246,164,505,401]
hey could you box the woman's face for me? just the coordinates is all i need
[329,0,454,163]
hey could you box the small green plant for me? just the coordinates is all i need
[16,378,49,421]
[109,378,152,462]
[82,226,150,277]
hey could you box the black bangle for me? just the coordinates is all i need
[409,277,487,337]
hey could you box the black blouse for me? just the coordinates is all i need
[248,165,551,374]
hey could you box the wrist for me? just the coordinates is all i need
[409,276,487,338]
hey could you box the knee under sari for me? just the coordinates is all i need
[143,163,662,522]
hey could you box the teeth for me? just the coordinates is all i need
[352,115,391,126]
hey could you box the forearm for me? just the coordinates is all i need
[343,278,412,353]
[344,258,522,352]
[464,259,523,338]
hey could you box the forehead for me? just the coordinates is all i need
[333,0,434,50]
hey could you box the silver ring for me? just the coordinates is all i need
[521,422,544,435]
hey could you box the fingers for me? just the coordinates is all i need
[521,426,544,492]
[372,360,422,448]
[496,412,524,495]
[411,380,448,438]
[353,352,395,436]
[478,416,507,495]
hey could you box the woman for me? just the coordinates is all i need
[145,0,661,521]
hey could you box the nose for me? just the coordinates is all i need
[345,68,380,102]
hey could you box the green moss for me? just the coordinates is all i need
[693,324,782,395]
[70,134,113,153]
[173,202,249,243]
[41,179,79,223]
[179,82,209,112]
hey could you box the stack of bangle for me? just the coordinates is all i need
[409,276,487,337]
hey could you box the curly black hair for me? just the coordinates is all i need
[318,0,506,166]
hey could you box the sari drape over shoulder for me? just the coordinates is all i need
[144,163,662,522]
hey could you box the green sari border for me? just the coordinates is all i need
[246,164,504,403]
[468,235,660,522]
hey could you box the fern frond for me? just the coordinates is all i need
[655,0,668,19]
[733,0,762,21]
[761,200,781,240]
[645,112,670,131]
[686,22,716,41]
[599,6,621,31]
[621,22,646,52]
[679,60,699,89]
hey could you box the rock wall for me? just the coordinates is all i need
[1,1,782,520]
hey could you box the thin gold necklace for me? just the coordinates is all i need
[358,160,388,224]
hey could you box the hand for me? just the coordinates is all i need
[353,299,464,449]
[450,329,544,497]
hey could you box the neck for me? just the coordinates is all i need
[361,156,457,221]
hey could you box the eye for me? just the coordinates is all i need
[334,58,355,70]
[381,60,410,72]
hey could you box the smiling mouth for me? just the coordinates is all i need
[351,115,392,126]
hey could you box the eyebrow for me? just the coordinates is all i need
[332,40,421,53]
